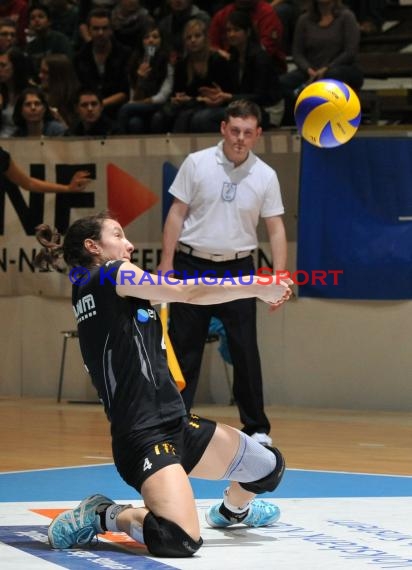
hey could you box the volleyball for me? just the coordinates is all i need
[294,79,361,148]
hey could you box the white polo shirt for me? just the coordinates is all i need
[169,141,284,255]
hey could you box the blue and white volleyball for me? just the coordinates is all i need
[294,79,361,148]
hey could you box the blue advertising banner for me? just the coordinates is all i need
[297,137,412,299]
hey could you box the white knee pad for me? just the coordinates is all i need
[222,431,277,483]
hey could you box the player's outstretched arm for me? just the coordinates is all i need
[5,158,92,193]
[115,261,291,306]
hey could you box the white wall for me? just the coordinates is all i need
[0,296,94,401]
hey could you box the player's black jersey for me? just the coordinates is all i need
[72,260,186,435]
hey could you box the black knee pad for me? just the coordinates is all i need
[143,512,203,557]
[239,446,285,494]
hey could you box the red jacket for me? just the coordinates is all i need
[209,1,286,73]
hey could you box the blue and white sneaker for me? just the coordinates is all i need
[206,499,280,528]
[48,494,114,549]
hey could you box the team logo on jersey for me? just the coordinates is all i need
[221,182,237,202]
[188,414,200,429]
[73,294,96,322]
[136,308,156,323]
[154,442,176,456]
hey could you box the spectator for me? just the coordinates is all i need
[25,4,73,75]
[47,0,79,46]
[151,17,235,133]
[74,8,131,119]
[12,86,67,136]
[158,0,210,59]
[111,0,152,49]
[142,0,169,19]
[77,0,117,44]
[65,89,119,136]
[38,53,80,129]
[279,0,363,125]
[0,47,31,137]
[0,0,28,48]
[0,18,18,53]
[118,20,173,133]
[344,0,387,35]
[209,0,286,73]
[269,0,301,54]
[192,9,283,131]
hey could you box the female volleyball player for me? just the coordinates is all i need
[36,212,290,558]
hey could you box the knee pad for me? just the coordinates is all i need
[143,512,203,558]
[223,431,283,492]
[240,446,285,494]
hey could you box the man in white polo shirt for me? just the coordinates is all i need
[158,99,288,446]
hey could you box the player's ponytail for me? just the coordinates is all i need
[35,211,113,270]
[35,224,65,271]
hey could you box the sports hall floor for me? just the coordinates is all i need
[1,398,411,569]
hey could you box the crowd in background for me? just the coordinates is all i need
[0,0,391,136]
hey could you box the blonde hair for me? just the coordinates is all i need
[183,18,209,84]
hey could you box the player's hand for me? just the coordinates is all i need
[68,171,92,192]
[258,280,291,306]
[267,279,294,311]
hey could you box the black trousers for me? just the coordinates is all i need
[168,251,271,435]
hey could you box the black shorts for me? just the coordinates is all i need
[112,414,217,493]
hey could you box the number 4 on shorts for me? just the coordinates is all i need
[143,457,152,471]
